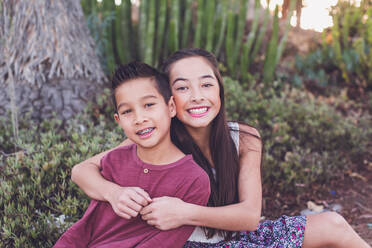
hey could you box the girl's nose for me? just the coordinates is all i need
[190,88,205,103]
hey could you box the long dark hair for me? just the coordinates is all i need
[162,48,241,240]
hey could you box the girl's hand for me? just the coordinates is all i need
[140,196,190,230]
[107,186,152,219]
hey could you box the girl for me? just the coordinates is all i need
[72,48,370,247]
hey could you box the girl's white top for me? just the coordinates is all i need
[187,122,239,243]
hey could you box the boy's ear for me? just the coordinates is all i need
[168,96,177,117]
[114,113,120,124]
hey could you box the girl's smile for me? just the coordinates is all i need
[187,106,210,117]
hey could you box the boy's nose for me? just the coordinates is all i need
[134,111,148,125]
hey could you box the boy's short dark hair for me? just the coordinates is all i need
[111,62,171,113]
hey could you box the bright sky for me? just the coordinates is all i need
[261,0,362,32]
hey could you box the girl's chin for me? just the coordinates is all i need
[183,119,213,129]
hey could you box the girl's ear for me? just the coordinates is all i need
[168,96,177,117]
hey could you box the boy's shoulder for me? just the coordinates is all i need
[103,144,136,162]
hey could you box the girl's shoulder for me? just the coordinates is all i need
[236,122,262,155]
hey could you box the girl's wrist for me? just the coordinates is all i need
[183,201,200,226]
[103,182,121,203]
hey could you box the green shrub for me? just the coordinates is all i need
[0,91,123,247]
[224,76,372,193]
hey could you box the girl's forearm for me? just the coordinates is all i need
[71,162,118,202]
[185,202,261,231]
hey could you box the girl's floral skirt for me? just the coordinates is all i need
[184,215,306,248]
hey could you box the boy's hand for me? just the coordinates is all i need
[108,186,152,219]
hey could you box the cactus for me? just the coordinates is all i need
[139,0,149,60]
[225,8,235,74]
[168,0,180,54]
[144,0,156,65]
[341,8,350,49]
[118,0,132,63]
[154,0,167,66]
[263,5,279,83]
[181,0,193,48]
[193,0,204,48]
[231,0,248,74]
[205,0,216,51]
[240,0,260,80]
[275,0,295,66]
[214,0,228,57]
[251,1,270,62]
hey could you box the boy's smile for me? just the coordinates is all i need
[114,78,176,151]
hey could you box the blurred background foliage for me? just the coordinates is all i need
[1,0,372,246]
[294,0,372,97]
[80,0,295,84]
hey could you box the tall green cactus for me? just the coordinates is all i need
[144,0,156,65]
[205,0,216,51]
[251,2,270,63]
[154,0,167,66]
[214,0,228,57]
[193,0,204,48]
[168,0,180,54]
[341,8,351,49]
[240,0,260,80]
[275,0,295,66]
[181,0,193,48]
[231,0,248,74]
[139,0,149,60]
[263,5,279,83]
[118,0,132,63]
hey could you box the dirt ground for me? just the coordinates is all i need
[262,165,372,245]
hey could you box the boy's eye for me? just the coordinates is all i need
[121,109,131,115]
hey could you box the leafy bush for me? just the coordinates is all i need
[0,91,122,247]
[224,76,372,193]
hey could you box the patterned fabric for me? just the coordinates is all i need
[184,215,306,248]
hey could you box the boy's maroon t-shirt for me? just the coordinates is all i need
[54,144,210,248]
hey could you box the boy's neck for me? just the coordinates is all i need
[136,137,184,165]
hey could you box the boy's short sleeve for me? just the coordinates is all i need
[99,152,115,182]
[138,173,210,248]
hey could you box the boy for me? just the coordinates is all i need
[54,62,210,248]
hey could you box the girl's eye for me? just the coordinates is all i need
[145,103,155,108]
[121,109,131,115]
[202,83,213,88]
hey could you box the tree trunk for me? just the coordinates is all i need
[0,0,106,122]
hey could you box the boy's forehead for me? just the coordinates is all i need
[115,78,162,101]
